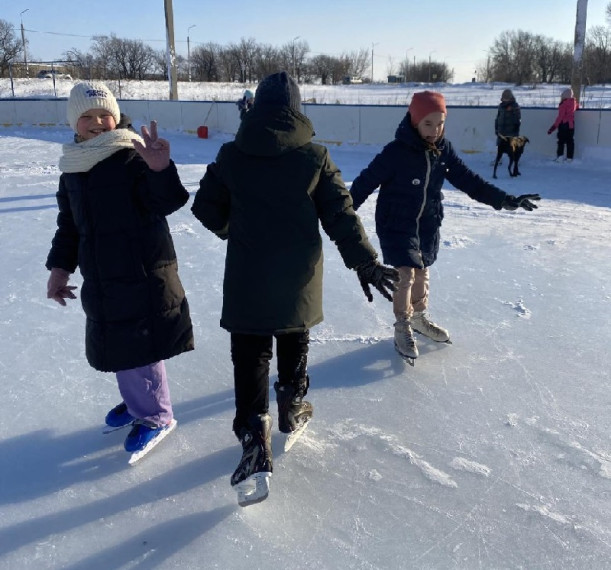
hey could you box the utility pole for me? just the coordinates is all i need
[164,0,179,100]
[292,36,300,79]
[571,0,588,105]
[428,51,436,83]
[371,42,379,82]
[20,9,29,76]
[187,25,196,82]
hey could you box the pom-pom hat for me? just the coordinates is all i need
[67,81,121,132]
[409,91,447,126]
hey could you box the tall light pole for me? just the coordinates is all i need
[187,24,196,82]
[371,42,379,82]
[292,36,300,79]
[20,9,29,76]
[428,50,436,83]
[404,47,413,80]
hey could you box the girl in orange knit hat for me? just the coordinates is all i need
[350,91,540,364]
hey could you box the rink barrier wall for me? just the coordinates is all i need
[1,98,610,159]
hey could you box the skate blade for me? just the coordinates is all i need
[128,419,177,465]
[284,418,310,451]
[233,472,272,507]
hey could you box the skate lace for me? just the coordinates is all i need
[396,321,416,348]
[413,312,439,333]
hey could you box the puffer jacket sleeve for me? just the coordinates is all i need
[349,143,396,210]
[314,149,377,269]
[136,157,189,216]
[46,175,79,272]
[443,141,507,210]
[191,146,230,239]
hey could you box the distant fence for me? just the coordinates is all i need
[1,98,611,159]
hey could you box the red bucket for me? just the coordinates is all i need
[197,126,208,139]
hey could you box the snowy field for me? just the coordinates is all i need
[0,82,610,569]
[3,77,611,108]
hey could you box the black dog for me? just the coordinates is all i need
[493,135,529,179]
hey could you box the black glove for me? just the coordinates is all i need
[502,194,541,211]
[355,259,400,303]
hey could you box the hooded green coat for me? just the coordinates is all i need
[191,106,377,334]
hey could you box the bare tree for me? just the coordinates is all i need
[217,46,241,82]
[531,37,571,83]
[63,48,97,80]
[91,34,156,79]
[584,25,611,84]
[490,30,537,84]
[346,48,369,77]
[254,43,282,78]
[191,42,222,81]
[234,37,260,82]
[0,19,23,77]
[309,54,335,84]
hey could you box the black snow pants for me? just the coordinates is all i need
[230,331,309,435]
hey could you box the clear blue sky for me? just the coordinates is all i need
[10,0,610,82]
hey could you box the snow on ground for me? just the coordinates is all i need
[3,77,611,108]
[0,83,610,569]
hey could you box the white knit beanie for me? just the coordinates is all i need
[67,81,121,131]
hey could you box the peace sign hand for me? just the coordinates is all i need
[132,120,170,172]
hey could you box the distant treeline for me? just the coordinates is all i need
[2,19,611,85]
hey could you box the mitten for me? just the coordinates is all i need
[47,267,77,306]
[547,127,555,135]
[501,194,541,211]
[355,259,400,303]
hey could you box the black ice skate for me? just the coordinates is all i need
[274,380,313,451]
[230,413,273,506]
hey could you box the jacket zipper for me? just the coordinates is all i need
[415,151,432,251]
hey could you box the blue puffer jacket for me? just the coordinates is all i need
[350,113,507,268]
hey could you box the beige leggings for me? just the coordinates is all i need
[392,266,429,320]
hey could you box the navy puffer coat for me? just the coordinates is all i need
[350,113,507,268]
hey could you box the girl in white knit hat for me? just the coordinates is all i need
[46,81,194,462]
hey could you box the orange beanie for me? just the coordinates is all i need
[409,91,447,126]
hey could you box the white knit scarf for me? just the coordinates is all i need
[58,129,144,173]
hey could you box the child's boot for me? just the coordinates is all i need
[394,317,419,359]
[231,413,273,506]
[410,311,451,343]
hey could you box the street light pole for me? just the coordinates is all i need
[292,36,300,79]
[20,9,29,76]
[405,47,413,80]
[187,24,196,82]
[371,42,379,82]
[428,50,436,83]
